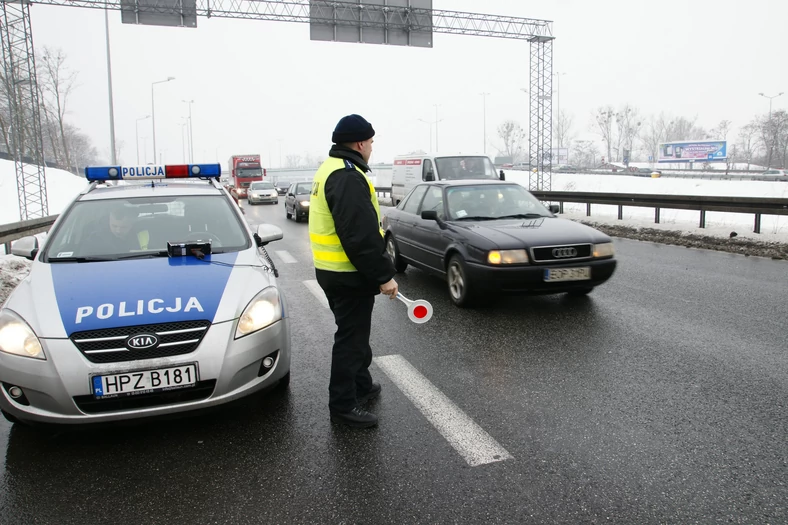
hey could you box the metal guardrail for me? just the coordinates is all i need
[1,215,58,254]
[531,191,788,234]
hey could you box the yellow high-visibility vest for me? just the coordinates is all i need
[308,156,384,272]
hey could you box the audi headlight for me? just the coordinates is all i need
[592,242,615,258]
[487,249,529,264]
[0,309,45,360]
[235,286,283,339]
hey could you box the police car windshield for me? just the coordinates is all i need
[44,195,249,262]
[250,182,274,190]
[295,183,311,195]
[435,156,498,180]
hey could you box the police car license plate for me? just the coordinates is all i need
[544,267,591,282]
[91,363,198,399]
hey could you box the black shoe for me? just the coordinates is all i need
[330,407,378,428]
[358,382,381,404]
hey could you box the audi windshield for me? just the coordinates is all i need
[445,184,551,220]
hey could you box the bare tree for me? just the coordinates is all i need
[38,47,77,171]
[711,119,732,141]
[554,110,574,150]
[571,139,599,168]
[757,110,788,169]
[665,116,707,142]
[495,120,526,162]
[616,105,642,164]
[736,123,761,171]
[641,114,670,164]
[285,153,302,168]
[65,123,100,169]
[592,106,615,163]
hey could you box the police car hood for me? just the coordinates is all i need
[10,250,276,338]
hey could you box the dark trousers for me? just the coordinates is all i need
[324,292,375,413]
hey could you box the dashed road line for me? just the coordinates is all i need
[374,354,513,467]
[275,250,298,264]
[302,279,329,308]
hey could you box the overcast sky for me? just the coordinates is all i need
[26,0,787,167]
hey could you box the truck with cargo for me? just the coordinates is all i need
[228,154,265,199]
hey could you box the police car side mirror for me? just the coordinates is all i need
[499,170,506,180]
[11,235,39,260]
[548,204,560,214]
[421,210,439,221]
[424,171,435,182]
[255,224,283,246]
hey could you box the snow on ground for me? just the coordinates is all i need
[0,160,89,222]
[503,170,788,241]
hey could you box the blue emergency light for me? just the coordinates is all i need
[84,163,222,182]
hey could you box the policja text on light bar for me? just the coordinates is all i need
[84,163,222,182]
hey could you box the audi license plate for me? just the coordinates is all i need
[91,363,198,399]
[544,267,591,282]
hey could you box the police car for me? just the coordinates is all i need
[0,163,291,425]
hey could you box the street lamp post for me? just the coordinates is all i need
[104,6,117,164]
[135,115,150,165]
[434,104,441,152]
[182,99,194,163]
[151,77,175,164]
[759,92,784,168]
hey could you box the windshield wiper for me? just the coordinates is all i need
[454,215,498,221]
[48,251,169,263]
[496,213,547,219]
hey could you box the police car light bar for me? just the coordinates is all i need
[84,163,222,182]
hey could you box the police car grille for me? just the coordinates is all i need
[70,320,212,363]
[530,244,592,263]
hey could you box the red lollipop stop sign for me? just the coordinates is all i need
[396,293,433,324]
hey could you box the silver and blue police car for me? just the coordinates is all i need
[0,163,291,425]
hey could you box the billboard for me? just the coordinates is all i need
[658,141,727,163]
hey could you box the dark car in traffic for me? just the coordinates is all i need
[275,180,291,195]
[381,180,617,307]
[284,181,312,222]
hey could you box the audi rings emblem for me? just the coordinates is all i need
[552,247,578,258]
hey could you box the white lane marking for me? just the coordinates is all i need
[302,280,329,309]
[274,250,297,264]
[373,354,513,467]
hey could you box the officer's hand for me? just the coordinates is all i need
[380,278,398,299]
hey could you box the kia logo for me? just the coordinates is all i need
[552,247,578,258]
[125,333,160,350]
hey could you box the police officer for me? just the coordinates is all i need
[309,114,398,428]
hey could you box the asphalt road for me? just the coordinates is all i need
[0,200,785,524]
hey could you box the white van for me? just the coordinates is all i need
[390,153,505,206]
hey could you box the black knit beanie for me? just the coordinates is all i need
[332,114,375,144]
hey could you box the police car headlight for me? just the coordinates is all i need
[299,201,310,207]
[0,310,45,360]
[235,286,282,339]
